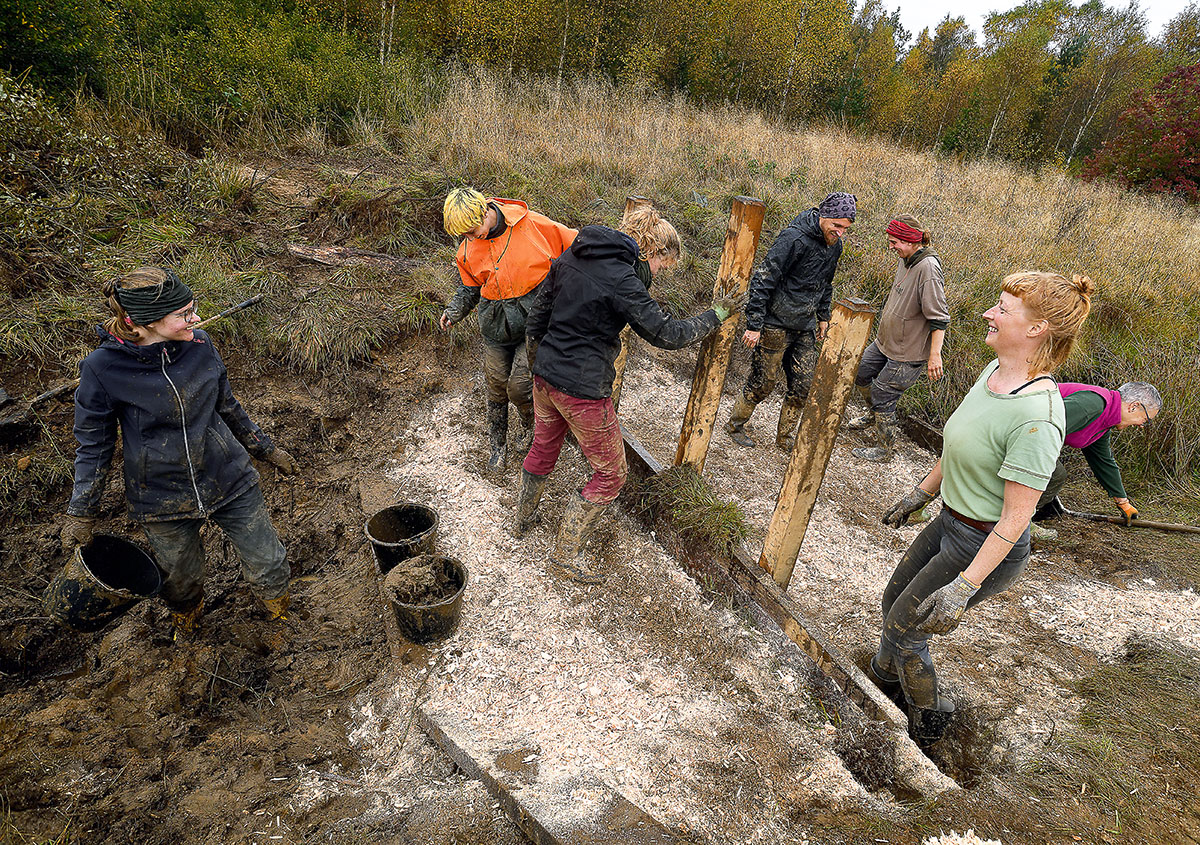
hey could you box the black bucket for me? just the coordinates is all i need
[384,554,468,644]
[42,534,162,632]
[364,503,438,575]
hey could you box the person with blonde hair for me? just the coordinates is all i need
[59,267,297,638]
[513,206,744,582]
[847,213,950,463]
[440,188,577,472]
[869,271,1093,744]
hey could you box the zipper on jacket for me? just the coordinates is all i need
[161,348,208,517]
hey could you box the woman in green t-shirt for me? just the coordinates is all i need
[869,271,1094,745]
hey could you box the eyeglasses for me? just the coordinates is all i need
[167,302,200,321]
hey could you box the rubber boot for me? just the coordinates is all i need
[776,396,803,451]
[512,469,548,538]
[486,401,508,472]
[909,696,956,747]
[1029,522,1058,542]
[548,492,609,583]
[867,655,908,712]
[514,407,535,454]
[846,384,875,430]
[1033,495,1066,523]
[725,395,758,448]
[852,412,897,462]
[171,599,204,642]
[261,590,290,621]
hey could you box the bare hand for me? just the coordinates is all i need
[742,330,761,349]
[439,311,453,332]
[927,353,944,382]
[816,321,829,342]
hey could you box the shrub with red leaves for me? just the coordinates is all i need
[1081,62,1200,201]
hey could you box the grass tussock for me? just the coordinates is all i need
[0,447,74,524]
[637,465,749,556]
[1021,636,1200,837]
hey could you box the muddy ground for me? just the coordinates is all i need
[2,158,1198,843]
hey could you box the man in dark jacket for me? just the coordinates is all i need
[517,219,742,582]
[726,192,855,450]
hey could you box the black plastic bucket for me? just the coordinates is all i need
[384,554,468,644]
[364,503,438,575]
[42,534,162,632]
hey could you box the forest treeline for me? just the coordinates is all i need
[4,0,1200,174]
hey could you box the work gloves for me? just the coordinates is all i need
[59,515,96,551]
[1114,497,1138,525]
[916,573,980,635]
[264,447,297,475]
[713,290,749,322]
[882,486,935,528]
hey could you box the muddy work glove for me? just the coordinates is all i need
[59,515,96,551]
[1114,497,1138,525]
[916,573,980,635]
[882,486,935,528]
[263,447,297,475]
[712,290,749,322]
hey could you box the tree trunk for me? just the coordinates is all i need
[557,0,571,99]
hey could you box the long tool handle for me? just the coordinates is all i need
[193,293,266,329]
[1064,508,1200,535]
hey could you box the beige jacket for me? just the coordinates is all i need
[875,249,950,362]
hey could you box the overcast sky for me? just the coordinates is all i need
[894,0,1192,43]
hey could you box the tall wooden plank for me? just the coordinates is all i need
[610,195,652,412]
[673,196,765,471]
[759,298,875,588]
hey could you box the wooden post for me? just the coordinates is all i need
[759,298,875,589]
[674,196,765,472]
[610,195,652,412]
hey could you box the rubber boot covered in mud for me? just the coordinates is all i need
[261,590,290,621]
[909,697,956,748]
[512,469,548,538]
[514,407,535,455]
[846,383,875,431]
[171,599,204,641]
[549,492,608,583]
[726,395,758,448]
[867,655,907,712]
[776,395,803,451]
[486,401,508,472]
[852,412,898,462]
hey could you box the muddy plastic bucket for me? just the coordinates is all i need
[42,534,162,632]
[384,554,468,644]
[364,503,438,575]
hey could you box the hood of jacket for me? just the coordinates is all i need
[494,197,531,228]
[790,208,825,243]
[566,225,639,264]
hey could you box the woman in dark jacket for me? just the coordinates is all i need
[513,207,743,583]
[58,267,297,637]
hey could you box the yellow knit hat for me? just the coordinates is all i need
[443,188,489,237]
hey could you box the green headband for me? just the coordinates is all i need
[115,269,194,325]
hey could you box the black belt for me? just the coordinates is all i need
[945,506,996,533]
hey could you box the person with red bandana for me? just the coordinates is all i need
[1029,381,1161,540]
[846,214,950,463]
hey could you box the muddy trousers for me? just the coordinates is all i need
[731,327,818,432]
[523,376,628,506]
[1034,460,1070,514]
[482,339,534,425]
[854,341,925,415]
[873,510,1029,709]
[140,484,289,612]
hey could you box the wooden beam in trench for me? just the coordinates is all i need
[758,297,875,589]
[674,196,765,472]
[621,425,959,797]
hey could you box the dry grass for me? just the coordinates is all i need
[397,69,1200,496]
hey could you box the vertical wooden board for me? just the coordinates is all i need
[674,197,765,471]
[757,299,875,588]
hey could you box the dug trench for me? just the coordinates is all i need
[2,318,1199,842]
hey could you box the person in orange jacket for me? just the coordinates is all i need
[440,189,577,471]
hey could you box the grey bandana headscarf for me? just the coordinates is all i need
[817,192,857,221]
[115,268,194,325]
